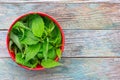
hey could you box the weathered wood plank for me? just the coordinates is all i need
[0,3,120,29]
[0,58,120,80]
[1,30,120,57]
[64,30,120,57]
[0,0,120,3]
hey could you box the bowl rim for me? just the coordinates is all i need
[6,12,65,70]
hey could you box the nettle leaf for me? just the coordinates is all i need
[54,26,62,44]
[37,52,43,59]
[55,44,62,48]
[31,62,38,68]
[48,44,53,50]
[27,14,37,28]
[32,15,44,37]
[13,21,30,30]
[20,30,39,45]
[41,59,61,68]
[29,58,38,68]
[51,25,58,37]
[21,14,37,28]
[20,28,25,40]
[49,21,55,32]
[11,28,24,41]
[56,48,62,59]
[25,43,41,62]
[10,14,63,69]
[16,53,33,68]
[13,21,25,29]
[12,21,30,40]
[10,32,22,51]
[50,25,61,45]
[43,17,55,33]
[39,45,43,52]
[48,48,56,60]
[43,38,49,60]
[43,17,51,26]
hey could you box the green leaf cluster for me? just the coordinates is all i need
[9,14,62,68]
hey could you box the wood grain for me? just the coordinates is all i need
[0,3,120,29]
[1,30,120,57]
[0,0,120,3]
[0,1,120,80]
[0,58,120,80]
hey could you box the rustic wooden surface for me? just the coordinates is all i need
[1,30,120,57]
[0,1,120,80]
[1,58,120,80]
[0,0,120,3]
[0,3,120,29]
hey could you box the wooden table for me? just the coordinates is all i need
[0,0,120,80]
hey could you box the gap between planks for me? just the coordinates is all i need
[0,58,120,80]
[1,30,120,57]
[1,56,120,59]
[0,1,120,4]
[1,29,120,31]
[0,3,120,30]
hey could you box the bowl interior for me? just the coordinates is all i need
[6,12,65,70]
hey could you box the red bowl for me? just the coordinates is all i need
[6,12,65,70]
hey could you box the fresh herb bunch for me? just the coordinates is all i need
[9,14,62,69]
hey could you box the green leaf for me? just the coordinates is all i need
[28,14,37,28]
[13,21,30,30]
[39,46,43,52]
[43,17,55,35]
[54,27,61,44]
[16,53,33,68]
[41,59,61,68]
[12,21,24,29]
[49,21,55,32]
[9,40,13,51]
[32,15,44,37]
[31,62,38,68]
[45,22,55,33]
[48,44,53,50]
[29,58,38,68]
[55,44,62,48]
[25,43,41,62]
[12,21,31,41]
[12,14,63,69]
[20,30,39,45]
[56,48,62,59]
[11,28,24,41]
[20,14,36,28]
[37,52,43,59]
[43,38,49,60]
[10,32,22,51]
[42,16,51,27]
[48,48,56,60]
[50,25,62,45]
[20,28,25,40]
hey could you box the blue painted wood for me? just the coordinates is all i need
[0,1,120,80]
[0,58,120,80]
[0,0,119,3]
[1,30,120,57]
[0,3,120,29]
